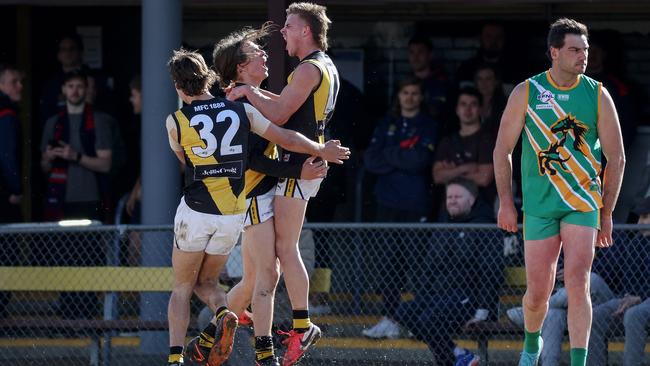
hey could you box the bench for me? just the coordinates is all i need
[0,266,174,366]
[460,266,527,365]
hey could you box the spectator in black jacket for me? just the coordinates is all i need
[0,64,23,224]
[393,177,503,366]
[0,64,24,319]
[362,77,438,339]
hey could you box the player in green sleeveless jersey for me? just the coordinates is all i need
[493,19,625,366]
[226,4,338,365]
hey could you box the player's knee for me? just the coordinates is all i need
[260,264,280,287]
[524,291,549,310]
[172,283,194,299]
[275,244,300,261]
[564,280,590,299]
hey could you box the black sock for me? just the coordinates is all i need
[198,322,217,348]
[168,346,183,364]
[215,306,229,321]
[292,309,311,332]
[255,336,274,361]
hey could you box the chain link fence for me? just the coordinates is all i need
[0,223,648,365]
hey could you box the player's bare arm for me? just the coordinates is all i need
[228,62,320,125]
[165,114,186,164]
[494,81,527,233]
[245,104,349,164]
[596,86,626,247]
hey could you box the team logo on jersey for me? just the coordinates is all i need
[557,94,570,101]
[550,114,589,152]
[537,114,589,176]
[194,161,243,180]
[537,90,555,103]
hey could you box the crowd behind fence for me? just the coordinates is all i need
[0,223,648,365]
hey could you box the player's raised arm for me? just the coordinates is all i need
[227,62,320,125]
[245,104,349,164]
[493,81,528,232]
[596,86,626,247]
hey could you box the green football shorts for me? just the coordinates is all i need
[523,210,600,241]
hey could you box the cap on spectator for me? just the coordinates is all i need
[632,196,650,215]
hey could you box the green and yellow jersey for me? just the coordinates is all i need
[521,70,603,217]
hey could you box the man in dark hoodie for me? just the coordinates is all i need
[393,177,503,366]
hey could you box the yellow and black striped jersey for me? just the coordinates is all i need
[282,50,340,164]
[170,98,261,215]
[236,92,303,199]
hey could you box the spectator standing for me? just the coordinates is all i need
[39,71,113,319]
[392,178,502,366]
[362,77,437,339]
[40,33,114,125]
[433,87,495,207]
[0,64,23,223]
[474,64,507,138]
[124,76,142,222]
[0,64,24,319]
[407,35,452,122]
[41,71,113,222]
[456,23,521,89]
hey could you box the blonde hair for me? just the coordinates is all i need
[286,2,331,51]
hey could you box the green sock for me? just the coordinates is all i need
[570,348,587,366]
[523,329,541,354]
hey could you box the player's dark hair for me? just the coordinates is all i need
[457,86,483,106]
[287,2,331,51]
[474,63,502,82]
[168,49,217,96]
[212,22,275,88]
[391,77,424,117]
[58,33,84,52]
[129,74,141,92]
[408,35,433,51]
[547,18,589,60]
[62,69,88,85]
[446,177,479,200]
[0,63,18,81]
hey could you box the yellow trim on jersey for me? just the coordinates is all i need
[525,109,600,211]
[524,80,529,121]
[248,197,260,225]
[175,111,245,215]
[302,59,331,123]
[244,142,278,196]
[545,70,581,91]
[284,178,297,197]
[597,82,602,125]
